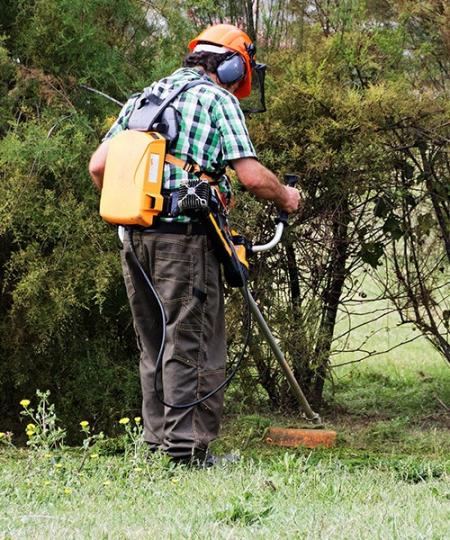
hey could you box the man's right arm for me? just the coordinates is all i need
[211,94,300,214]
[231,157,301,213]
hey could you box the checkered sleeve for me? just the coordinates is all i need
[212,94,257,162]
[102,97,137,141]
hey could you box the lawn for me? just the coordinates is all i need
[1,353,448,539]
[1,289,449,539]
[0,442,448,539]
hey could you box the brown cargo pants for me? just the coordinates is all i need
[120,228,226,459]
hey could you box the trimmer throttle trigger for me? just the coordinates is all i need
[275,174,300,225]
[284,174,299,187]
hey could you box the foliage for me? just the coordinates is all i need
[227,0,449,406]
[0,0,448,430]
[0,1,178,436]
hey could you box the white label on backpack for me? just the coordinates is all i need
[149,154,160,183]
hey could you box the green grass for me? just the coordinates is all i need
[0,446,448,540]
[1,381,448,540]
[1,277,449,539]
[322,270,450,459]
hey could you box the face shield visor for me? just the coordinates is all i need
[240,44,267,114]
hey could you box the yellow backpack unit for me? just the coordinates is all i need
[100,130,166,227]
[99,79,212,227]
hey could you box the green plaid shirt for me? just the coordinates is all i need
[103,68,256,222]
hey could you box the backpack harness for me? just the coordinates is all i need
[100,78,250,287]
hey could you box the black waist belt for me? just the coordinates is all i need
[147,220,207,235]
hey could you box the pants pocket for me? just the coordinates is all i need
[172,291,206,367]
[174,321,203,367]
[154,252,193,303]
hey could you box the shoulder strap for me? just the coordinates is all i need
[165,153,216,183]
[128,78,213,132]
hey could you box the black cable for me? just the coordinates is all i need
[128,227,252,410]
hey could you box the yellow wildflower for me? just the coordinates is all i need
[119,417,130,425]
[43,480,51,486]
[26,423,36,432]
[20,399,31,408]
[55,463,63,469]
[134,417,141,424]
[79,420,89,428]
[90,453,99,459]
[0,432,5,439]
[64,488,72,495]
[171,478,180,484]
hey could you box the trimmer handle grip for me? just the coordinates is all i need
[275,174,300,225]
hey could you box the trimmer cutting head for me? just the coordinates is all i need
[265,427,337,449]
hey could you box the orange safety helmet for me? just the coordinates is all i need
[188,24,254,99]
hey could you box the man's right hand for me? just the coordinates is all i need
[280,185,301,214]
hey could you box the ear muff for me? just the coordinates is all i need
[216,53,246,86]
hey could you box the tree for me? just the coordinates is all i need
[0,0,179,437]
[230,0,449,407]
[1,0,448,429]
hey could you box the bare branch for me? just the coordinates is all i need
[79,84,124,107]
[331,334,425,368]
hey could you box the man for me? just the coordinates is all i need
[89,24,300,465]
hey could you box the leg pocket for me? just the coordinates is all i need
[172,291,207,367]
[173,320,203,367]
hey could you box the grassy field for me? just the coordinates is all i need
[1,352,449,539]
[1,445,448,539]
[1,281,449,539]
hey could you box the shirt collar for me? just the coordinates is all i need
[176,67,215,85]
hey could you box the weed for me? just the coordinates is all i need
[0,431,15,449]
[214,490,273,526]
[19,390,66,451]
[118,416,146,463]
[78,420,105,472]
